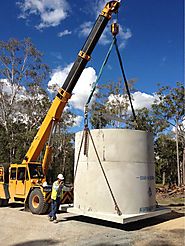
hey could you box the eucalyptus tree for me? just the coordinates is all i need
[152,82,185,185]
[46,109,76,183]
[90,79,136,128]
[127,82,184,185]
[154,133,183,185]
[0,38,49,162]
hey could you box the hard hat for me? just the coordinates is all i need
[57,173,64,180]
[42,181,48,187]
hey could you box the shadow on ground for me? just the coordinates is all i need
[11,239,58,246]
[0,203,24,209]
[64,210,184,231]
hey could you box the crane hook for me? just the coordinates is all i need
[111,22,119,36]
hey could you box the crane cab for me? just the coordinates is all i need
[0,162,51,214]
[8,163,44,202]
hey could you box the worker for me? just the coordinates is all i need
[48,173,64,223]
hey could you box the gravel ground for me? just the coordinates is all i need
[0,204,184,246]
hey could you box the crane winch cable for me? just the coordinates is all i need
[84,24,137,127]
[86,38,116,106]
[114,37,137,124]
[84,36,116,127]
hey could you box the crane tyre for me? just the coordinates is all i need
[0,199,3,207]
[28,189,47,214]
[42,202,50,214]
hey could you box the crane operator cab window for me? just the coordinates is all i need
[10,167,28,181]
[17,167,26,181]
[10,168,16,180]
[29,164,44,179]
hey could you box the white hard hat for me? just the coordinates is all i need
[42,181,48,187]
[57,173,64,180]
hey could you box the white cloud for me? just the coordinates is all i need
[73,115,83,127]
[17,0,70,29]
[108,91,157,113]
[0,79,46,125]
[48,63,73,93]
[48,64,97,110]
[118,26,132,48]
[108,94,125,105]
[132,91,157,110]
[79,21,132,47]
[58,29,72,37]
[78,1,131,47]
[0,79,12,94]
[78,21,92,38]
[93,0,108,17]
[0,79,27,101]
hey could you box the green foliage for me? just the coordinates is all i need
[0,38,183,186]
[48,110,76,183]
[0,38,49,86]
[0,37,76,183]
[0,88,50,163]
[153,82,184,121]
[91,101,110,129]
[0,38,50,163]
[51,130,75,183]
[126,107,170,135]
[0,124,9,162]
[154,134,183,184]
[152,82,185,138]
[90,79,136,128]
[90,78,184,185]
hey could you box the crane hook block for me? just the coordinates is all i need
[111,22,119,36]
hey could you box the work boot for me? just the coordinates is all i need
[53,219,58,223]
[48,216,53,222]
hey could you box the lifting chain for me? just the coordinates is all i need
[83,127,89,156]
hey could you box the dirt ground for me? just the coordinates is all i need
[0,201,184,246]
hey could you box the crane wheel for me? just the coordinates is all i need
[28,189,48,214]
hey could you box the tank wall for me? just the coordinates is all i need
[74,129,156,214]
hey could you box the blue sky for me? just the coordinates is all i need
[0,0,184,125]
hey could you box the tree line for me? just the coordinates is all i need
[0,38,75,183]
[0,38,184,185]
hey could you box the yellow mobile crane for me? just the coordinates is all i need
[0,1,120,214]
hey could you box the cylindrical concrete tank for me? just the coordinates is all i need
[74,129,156,215]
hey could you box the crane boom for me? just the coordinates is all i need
[22,1,120,165]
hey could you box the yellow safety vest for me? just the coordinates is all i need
[51,180,63,200]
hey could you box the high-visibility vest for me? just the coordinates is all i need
[51,180,63,200]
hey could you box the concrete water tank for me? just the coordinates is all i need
[69,129,170,224]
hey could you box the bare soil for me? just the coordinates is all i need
[0,199,184,246]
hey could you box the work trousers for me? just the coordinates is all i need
[49,198,60,220]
